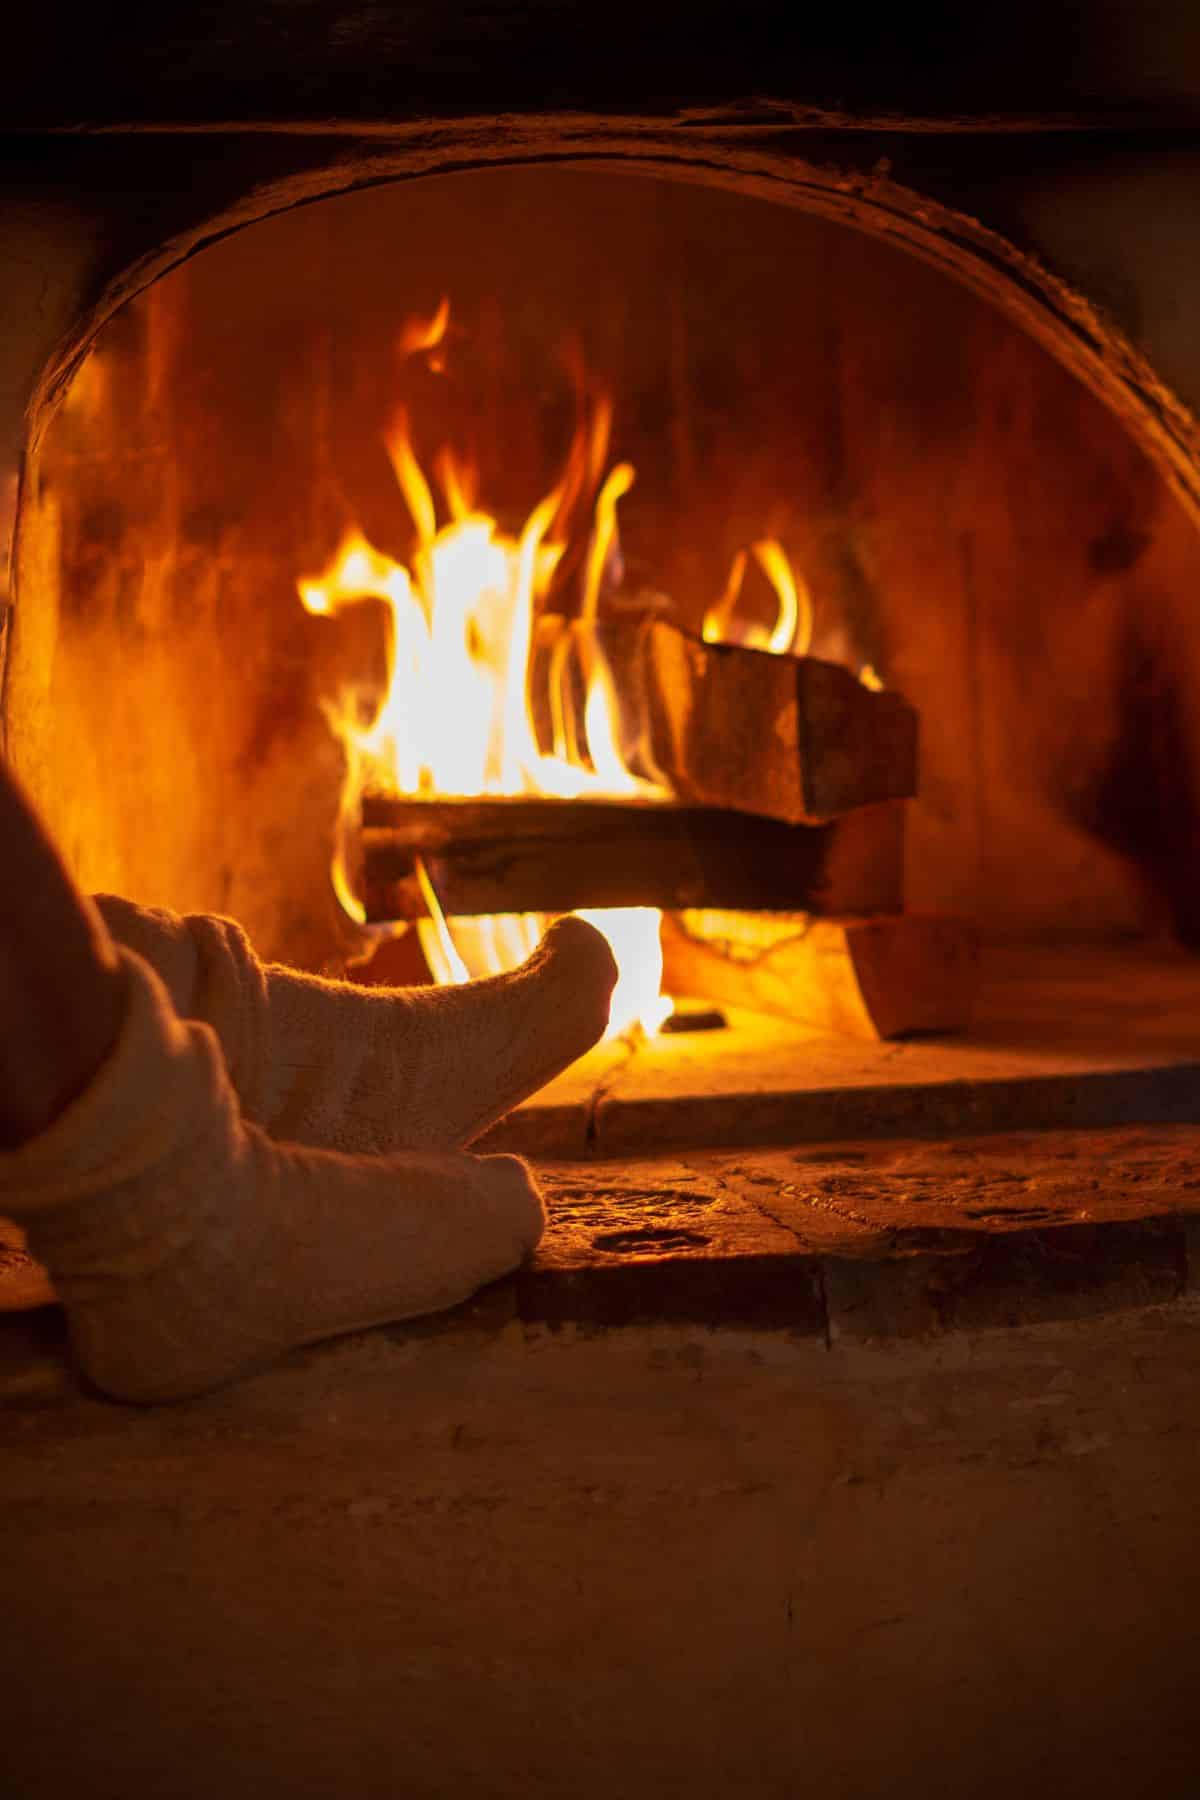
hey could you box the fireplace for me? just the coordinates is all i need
[4,13,1200,1796]
[4,161,1200,1165]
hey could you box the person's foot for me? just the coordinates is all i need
[97,899,618,1152]
[351,915,619,1149]
[0,950,545,1402]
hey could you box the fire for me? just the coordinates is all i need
[702,540,814,656]
[298,301,807,1041]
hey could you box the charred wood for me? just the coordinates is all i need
[360,796,905,923]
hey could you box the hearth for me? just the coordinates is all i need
[7,156,1200,1096]
[2,11,1200,1263]
[6,14,1200,1799]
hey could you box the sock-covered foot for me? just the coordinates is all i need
[0,949,544,1402]
[96,897,617,1154]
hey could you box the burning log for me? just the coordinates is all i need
[531,612,918,825]
[661,911,980,1040]
[360,796,904,923]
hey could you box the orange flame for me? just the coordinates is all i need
[702,538,813,656]
[299,303,858,1038]
[299,304,671,1037]
[398,295,451,370]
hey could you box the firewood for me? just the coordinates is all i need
[661,911,979,1040]
[529,611,918,825]
[360,796,904,923]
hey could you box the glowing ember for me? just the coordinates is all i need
[298,300,804,1039]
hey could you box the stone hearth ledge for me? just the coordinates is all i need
[521,1125,1200,1338]
[477,943,1200,1159]
[4,1125,1200,1375]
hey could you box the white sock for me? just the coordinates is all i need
[95,898,616,1154]
[0,949,544,1402]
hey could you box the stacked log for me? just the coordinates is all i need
[662,911,980,1041]
[529,611,918,824]
[358,614,973,1037]
[360,795,905,923]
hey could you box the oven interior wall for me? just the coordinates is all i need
[7,167,1200,968]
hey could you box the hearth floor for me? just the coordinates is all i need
[481,939,1200,1157]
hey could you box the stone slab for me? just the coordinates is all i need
[481,942,1200,1157]
[518,1157,825,1332]
[511,1124,1200,1340]
[5,1125,1200,1359]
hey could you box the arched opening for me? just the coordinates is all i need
[7,158,1200,1132]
